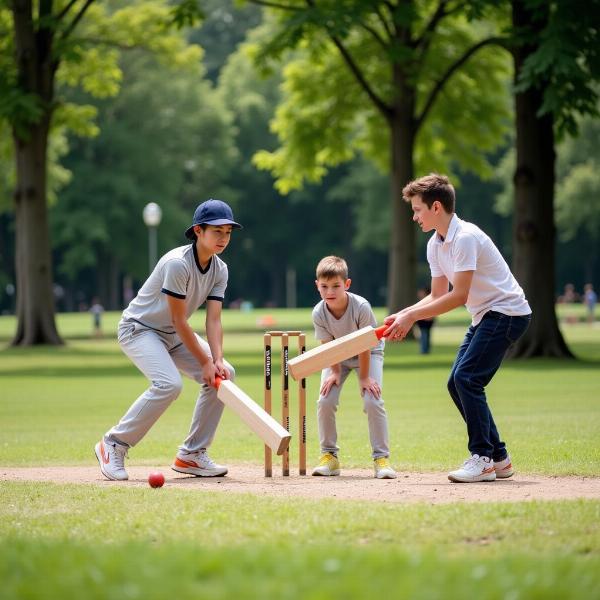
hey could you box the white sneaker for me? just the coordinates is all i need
[95,439,128,481]
[494,455,514,479]
[172,450,228,477]
[374,457,397,479]
[448,454,496,483]
[312,453,340,476]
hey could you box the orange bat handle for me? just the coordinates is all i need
[375,325,388,340]
[213,376,223,389]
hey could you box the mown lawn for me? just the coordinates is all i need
[0,308,599,599]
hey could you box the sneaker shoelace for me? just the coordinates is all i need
[198,451,216,468]
[112,444,128,469]
[463,455,486,470]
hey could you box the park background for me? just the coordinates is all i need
[1,1,599,599]
[1,0,598,327]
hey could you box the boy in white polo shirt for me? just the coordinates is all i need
[94,199,242,481]
[384,174,531,483]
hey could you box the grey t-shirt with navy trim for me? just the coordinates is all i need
[122,243,228,333]
[312,292,384,367]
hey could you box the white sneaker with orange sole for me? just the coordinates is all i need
[172,450,228,477]
[494,455,514,479]
[448,454,496,483]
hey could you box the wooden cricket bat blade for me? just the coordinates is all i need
[288,325,387,381]
[214,378,291,455]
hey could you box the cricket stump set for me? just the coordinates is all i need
[263,331,307,477]
[212,324,386,477]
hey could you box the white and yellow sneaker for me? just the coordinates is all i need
[374,457,397,479]
[448,454,496,483]
[312,453,340,476]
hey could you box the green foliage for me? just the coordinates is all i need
[0,1,205,201]
[325,158,390,252]
[169,0,205,28]
[494,109,600,290]
[248,3,512,193]
[496,110,600,245]
[217,35,390,307]
[555,114,600,242]
[189,0,262,82]
[515,0,600,138]
[52,50,237,282]
[415,17,511,178]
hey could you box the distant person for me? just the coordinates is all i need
[384,174,531,483]
[558,283,579,304]
[415,287,435,354]
[558,283,579,324]
[583,283,597,324]
[310,255,396,480]
[89,298,104,338]
[94,199,242,481]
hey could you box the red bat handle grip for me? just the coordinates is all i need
[213,376,223,389]
[375,325,388,340]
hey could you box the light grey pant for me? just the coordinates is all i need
[317,354,389,459]
[105,319,234,453]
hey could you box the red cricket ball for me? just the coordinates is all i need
[148,472,165,488]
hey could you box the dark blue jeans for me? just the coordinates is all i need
[447,311,531,460]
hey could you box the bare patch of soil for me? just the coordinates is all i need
[2,465,599,504]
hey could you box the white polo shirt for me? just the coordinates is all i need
[427,214,531,325]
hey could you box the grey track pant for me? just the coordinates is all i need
[105,319,234,453]
[317,355,390,459]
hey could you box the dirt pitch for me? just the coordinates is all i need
[2,465,599,504]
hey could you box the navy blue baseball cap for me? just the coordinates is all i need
[185,199,242,240]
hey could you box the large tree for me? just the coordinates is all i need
[508,0,600,357]
[0,0,201,345]
[246,0,511,312]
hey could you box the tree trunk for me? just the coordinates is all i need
[386,75,416,313]
[11,0,63,345]
[12,121,63,345]
[508,0,572,358]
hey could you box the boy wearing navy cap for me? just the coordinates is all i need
[95,199,242,481]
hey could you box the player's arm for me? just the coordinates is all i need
[358,350,381,399]
[166,294,215,384]
[205,299,228,379]
[319,340,341,396]
[385,272,473,340]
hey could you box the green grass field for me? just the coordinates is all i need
[1,307,599,599]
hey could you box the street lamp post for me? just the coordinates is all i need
[142,202,162,274]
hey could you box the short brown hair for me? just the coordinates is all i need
[316,256,348,280]
[402,173,455,213]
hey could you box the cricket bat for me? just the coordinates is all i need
[288,325,388,381]
[213,377,291,455]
